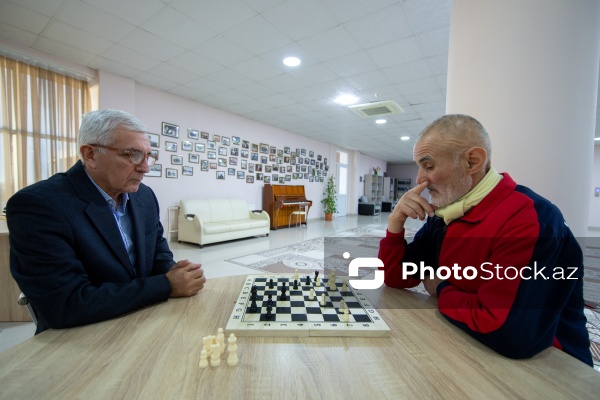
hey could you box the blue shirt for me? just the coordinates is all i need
[85,173,136,270]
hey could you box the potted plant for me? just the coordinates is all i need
[321,175,337,221]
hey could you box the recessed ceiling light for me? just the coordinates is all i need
[375,119,386,124]
[595,137,600,141]
[334,94,359,105]
[283,57,301,67]
[401,136,410,141]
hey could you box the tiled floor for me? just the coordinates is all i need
[2,214,599,373]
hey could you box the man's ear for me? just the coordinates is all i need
[80,145,97,168]
[465,147,486,175]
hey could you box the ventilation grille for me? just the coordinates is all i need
[348,100,404,118]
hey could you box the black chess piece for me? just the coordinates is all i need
[250,298,258,312]
[266,305,273,320]
[293,279,298,290]
[269,279,274,289]
[306,275,311,285]
[314,271,319,280]
[280,283,287,301]
[267,294,273,305]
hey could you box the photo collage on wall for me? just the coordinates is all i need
[144,122,329,184]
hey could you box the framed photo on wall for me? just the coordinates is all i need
[165,141,177,152]
[166,168,178,179]
[201,131,210,139]
[189,153,199,163]
[182,166,193,176]
[195,143,205,153]
[171,155,183,165]
[162,122,179,138]
[201,160,208,171]
[188,129,199,140]
[147,133,160,148]
[216,171,225,180]
[145,164,162,177]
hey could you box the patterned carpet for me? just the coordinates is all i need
[226,226,600,369]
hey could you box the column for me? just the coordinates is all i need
[446,0,600,237]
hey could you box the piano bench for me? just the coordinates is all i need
[288,211,306,227]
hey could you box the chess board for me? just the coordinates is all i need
[225,274,391,337]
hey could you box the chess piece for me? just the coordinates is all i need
[266,305,273,320]
[309,288,315,300]
[269,279,274,289]
[306,275,311,285]
[294,269,299,281]
[293,279,298,290]
[315,276,321,287]
[203,336,212,356]
[339,299,347,311]
[280,283,287,301]
[342,308,350,322]
[342,280,348,292]
[199,349,208,368]
[210,343,220,367]
[227,333,239,366]
[217,328,225,355]
[320,293,326,306]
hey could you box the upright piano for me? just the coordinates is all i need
[263,184,313,230]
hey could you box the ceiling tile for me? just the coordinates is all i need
[229,57,282,81]
[81,0,166,26]
[0,23,37,46]
[56,0,136,42]
[33,36,98,66]
[298,25,362,61]
[367,36,424,69]
[7,0,64,17]
[323,0,399,23]
[324,51,379,78]
[100,44,162,71]
[167,51,222,76]
[0,1,49,34]
[205,68,254,89]
[344,3,413,48]
[241,0,285,13]
[44,21,113,55]
[142,7,216,49]
[120,28,185,61]
[192,36,254,67]
[171,0,256,34]
[262,0,338,41]
[147,62,200,85]
[223,15,292,55]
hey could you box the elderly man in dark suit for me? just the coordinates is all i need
[7,109,206,334]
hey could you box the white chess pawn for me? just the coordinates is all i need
[199,349,208,368]
[342,308,350,322]
[320,293,326,306]
[217,328,225,355]
[315,276,321,287]
[309,288,315,300]
[227,333,239,366]
[339,299,347,311]
[210,343,220,367]
[203,336,212,356]
[342,280,348,292]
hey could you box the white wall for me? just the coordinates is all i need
[96,72,385,231]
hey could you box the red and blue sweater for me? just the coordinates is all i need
[378,173,593,366]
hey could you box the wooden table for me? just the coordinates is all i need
[0,218,31,321]
[0,275,598,399]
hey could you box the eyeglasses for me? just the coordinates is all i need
[89,144,157,166]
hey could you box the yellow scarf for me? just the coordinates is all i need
[434,167,502,225]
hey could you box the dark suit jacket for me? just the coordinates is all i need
[7,161,175,334]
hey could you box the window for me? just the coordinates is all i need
[0,56,91,207]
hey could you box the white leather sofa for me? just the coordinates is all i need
[177,199,270,247]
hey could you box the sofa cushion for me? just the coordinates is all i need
[203,219,269,234]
